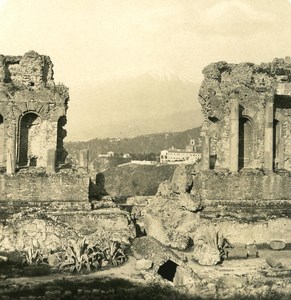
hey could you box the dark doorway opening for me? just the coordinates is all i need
[239,117,253,169]
[56,116,68,167]
[157,260,178,282]
[18,112,41,167]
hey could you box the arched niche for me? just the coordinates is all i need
[18,112,42,167]
[239,116,254,169]
[208,116,219,170]
[56,115,68,167]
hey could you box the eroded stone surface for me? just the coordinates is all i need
[0,51,69,173]
[135,258,153,270]
[270,240,286,250]
[0,207,136,252]
[199,58,291,171]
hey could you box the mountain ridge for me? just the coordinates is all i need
[66,71,202,141]
[65,126,202,160]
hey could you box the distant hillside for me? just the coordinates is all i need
[90,164,177,198]
[65,126,202,160]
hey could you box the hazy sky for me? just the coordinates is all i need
[0,0,291,140]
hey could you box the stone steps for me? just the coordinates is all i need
[0,200,92,218]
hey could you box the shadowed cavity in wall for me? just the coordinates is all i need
[18,112,42,167]
[89,172,109,200]
[56,116,68,168]
[157,260,179,282]
[238,116,254,170]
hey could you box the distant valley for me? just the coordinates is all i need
[65,126,202,160]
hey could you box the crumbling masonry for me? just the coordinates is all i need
[0,50,68,173]
[199,58,291,172]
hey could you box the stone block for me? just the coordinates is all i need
[179,192,201,212]
[265,256,282,268]
[226,246,248,259]
[170,165,193,194]
[173,266,193,287]
[246,244,258,257]
[270,240,285,251]
[193,241,221,266]
[135,258,153,270]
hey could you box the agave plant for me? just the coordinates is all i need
[102,241,127,267]
[58,238,128,273]
[58,238,91,273]
[58,238,104,273]
[24,243,44,265]
[86,243,104,269]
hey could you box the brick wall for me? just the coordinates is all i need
[193,170,291,201]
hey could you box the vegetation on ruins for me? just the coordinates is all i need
[102,240,127,267]
[21,237,128,275]
[58,238,127,274]
[23,243,45,266]
[58,238,93,273]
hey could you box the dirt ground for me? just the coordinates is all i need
[1,248,291,299]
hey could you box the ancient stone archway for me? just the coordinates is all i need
[18,112,42,167]
[239,116,254,169]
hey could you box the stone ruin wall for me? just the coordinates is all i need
[0,51,137,252]
[0,50,69,171]
[199,58,291,171]
[0,51,89,202]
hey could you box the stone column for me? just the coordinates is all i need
[264,96,274,171]
[201,134,210,171]
[46,149,56,173]
[79,149,89,172]
[6,124,16,174]
[229,99,239,172]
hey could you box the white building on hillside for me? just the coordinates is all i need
[98,151,114,158]
[160,139,201,163]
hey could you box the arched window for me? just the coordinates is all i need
[18,112,41,167]
[56,116,68,166]
[239,116,254,169]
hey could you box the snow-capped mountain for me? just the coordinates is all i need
[67,69,203,141]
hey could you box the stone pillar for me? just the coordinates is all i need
[6,125,16,174]
[264,97,274,171]
[229,99,239,172]
[201,134,210,171]
[79,149,89,172]
[46,149,56,173]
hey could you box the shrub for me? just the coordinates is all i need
[102,241,127,267]
[58,238,127,273]
[58,238,92,273]
[23,243,45,266]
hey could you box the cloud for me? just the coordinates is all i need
[192,0,276,36]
